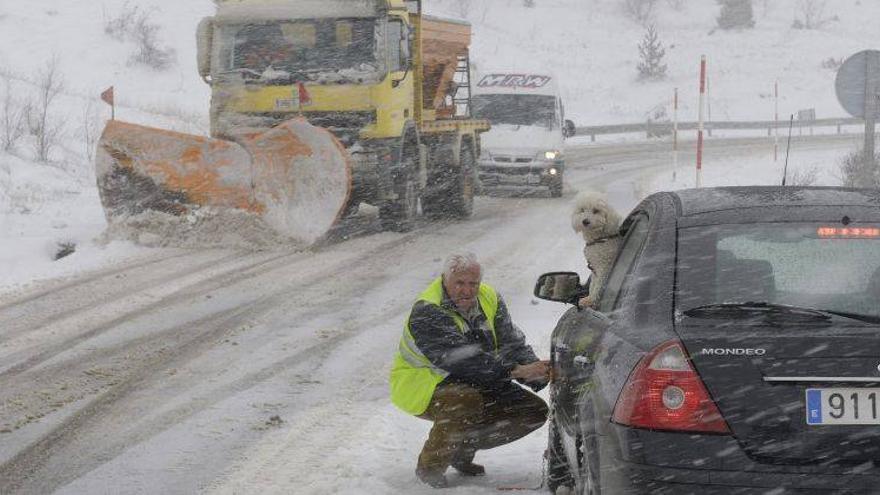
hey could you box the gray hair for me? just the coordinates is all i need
[442,252,481,279]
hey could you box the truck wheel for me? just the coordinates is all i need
[379,142,420,232]
[447,142,475,217]
[550,174,563,198]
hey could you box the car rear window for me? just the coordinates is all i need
[676,223,880,318]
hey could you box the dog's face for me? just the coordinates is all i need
[571,192,618,240]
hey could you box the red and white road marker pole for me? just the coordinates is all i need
[673,87,679,182]
[706,75,712,137]
[696,55,706,188]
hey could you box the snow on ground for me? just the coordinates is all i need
[630,133,864,195]
[0,151,154,295]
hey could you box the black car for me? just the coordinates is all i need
[534,186,880,494]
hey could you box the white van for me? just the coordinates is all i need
[472,72,574,197]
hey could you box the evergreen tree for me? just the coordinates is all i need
[717,0,755,30]
[637,25,667,81]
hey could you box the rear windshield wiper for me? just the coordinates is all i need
[218,68,263,79]
[682,302,880,324]
[818,309,880,324]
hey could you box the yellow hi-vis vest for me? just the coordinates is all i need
[389,277,500,415]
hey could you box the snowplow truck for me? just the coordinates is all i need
[95,0,489,244]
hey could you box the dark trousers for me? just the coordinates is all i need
[416,381,548,474]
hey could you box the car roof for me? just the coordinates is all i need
[668,186,880,217]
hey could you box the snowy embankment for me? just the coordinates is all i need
[0,0,214,293]
[437,0,880,126]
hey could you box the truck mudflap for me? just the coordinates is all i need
[95,118,351,245]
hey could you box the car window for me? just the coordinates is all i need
[677,222,880,317]
[387,20,402,72]
[597,213,650,312]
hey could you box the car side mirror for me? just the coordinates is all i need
[562,119,576,138]
[534,271,586,305]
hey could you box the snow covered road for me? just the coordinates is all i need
[0,135,863,494]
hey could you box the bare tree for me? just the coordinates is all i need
[623,0,657,26]
[1,76,25,152]
[103,2,140,41]
[717,0,755,30]
[80,99,100,164]
[104,3,175,70]
[793,0,829,29]
[31,56,65,163]
[789,166,820,186]
[128,12,176,70]
[839,150,880,188]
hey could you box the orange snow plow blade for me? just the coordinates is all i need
[95,119,351,245]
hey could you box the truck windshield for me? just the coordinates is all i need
[220,19,378,75]
[472,94,557,128]
[676,223,880,319]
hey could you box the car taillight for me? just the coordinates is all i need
[611,340,731,434]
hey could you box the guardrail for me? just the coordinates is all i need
[576,117,865,142]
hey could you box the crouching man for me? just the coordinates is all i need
[390,252,550,488]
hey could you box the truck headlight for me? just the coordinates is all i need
[548,168,558,176]
[544,151,560,160]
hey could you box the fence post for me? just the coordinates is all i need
[774,80,779,162]
[673,87,679,182]
[697,55,707,188]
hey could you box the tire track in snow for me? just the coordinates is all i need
[0,250,244,344]
[0,250,308,376]
[0,249,194,313]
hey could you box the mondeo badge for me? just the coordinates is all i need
[701,348,766,356]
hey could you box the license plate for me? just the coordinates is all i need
[805,388,880,425]
[274,98,300,110]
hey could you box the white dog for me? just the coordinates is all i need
[570,191,623,308]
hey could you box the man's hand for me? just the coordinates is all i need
[511,360,551,383]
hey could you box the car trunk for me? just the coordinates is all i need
[678,320,880,465]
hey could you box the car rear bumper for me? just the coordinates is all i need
[477,159,563,188]
[606,458,880,494]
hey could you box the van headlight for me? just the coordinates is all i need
[544,150,560,160]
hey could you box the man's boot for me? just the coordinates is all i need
[415,466,448,488]
[451,448,485,477]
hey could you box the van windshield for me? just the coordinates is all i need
[676,223,880,318]
[472,94,557,128]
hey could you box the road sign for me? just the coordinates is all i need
[835,50,880,118]
[835,50,880,165]
[797,108,816,121]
